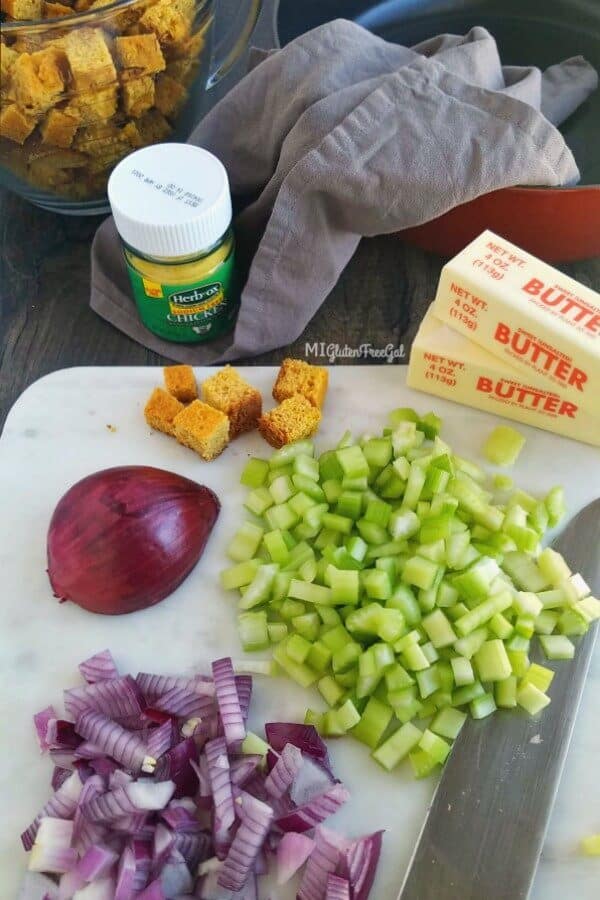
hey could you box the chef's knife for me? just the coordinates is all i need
[398,498,600,900]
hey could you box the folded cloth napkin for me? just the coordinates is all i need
[91,21,597,363]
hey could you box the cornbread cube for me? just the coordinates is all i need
[173,400,229,461]
[258,395,321,449]
[201,366,262,439]
[144,386,184,435]
[89,0,140,29]
[139,1,188,46]
[273,358,329,409]
[1,0,43,18]
[114,34,166,78]
[63,85,118,125]
[40,107,78,147]
[153,73,187,118]
[11,47,68,114]
[0,103,37,144]
[0,44,19,99]
[165,57,197,87]
[121,75,154,118]
[43,1,73,16]
[164,364,197,403]
[137,108,171,144]
[64,28,116,91]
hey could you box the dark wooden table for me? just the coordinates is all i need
[1,184,599,431]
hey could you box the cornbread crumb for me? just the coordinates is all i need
[258,395,321,449]
[201,366,262,439]
[273,358,329,409]
[1,0,43,18]
[114,34,166,78]
[11,47,68,115]
[173,400,229,461]
[144,386,184,435]
[121,75,155,118]
[40,108,79,148]
[164,364,197,403]
[0,103,37,144]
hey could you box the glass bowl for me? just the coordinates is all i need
[0,0,261,213]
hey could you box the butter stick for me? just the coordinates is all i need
[407,308,600,447]
[432,230,600,416]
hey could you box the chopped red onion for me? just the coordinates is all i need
[276,832,315,884]
[218,793,273,892]
[326,873,351,900]
[297,826,346,900]
[114,844,136,900]
[22,771,83,851]
[51,767,72,792]
[153,737,199,799]
[154,685,216,720]
[265,723,333,775]
[136,879,166,900]
[234,675,252,724]
[276,784,350,834]
[212,658,246,747]
[146,720,178,761]
[265,743,303,800]
[29,818,77,875]
[79,650,119,684]
[160,799,203,834]
[205,737,235,859]
[65,676,143,721]
[161,848,193,895]
[341,830,384,900]
[135,674,214,706]
[75,711,152,774]
[72,776,106,854]
[34,707,57,753]
[229,756,261,788]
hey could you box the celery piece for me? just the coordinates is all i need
[419,728,451,763]
[365,498,392,528]
[336,491,363,521]
[346,535,368,563]
[452,556,501,603]
[389,509,420,540]
[239,564,279,610]
[388,584,422,626]
[319,449,344,482]
[293,452,320,481]
[544,485,566,527]
[394,629,421,652]
[416,666,441,699]
[321,512,353,536]
[393,456,411,481]
[451,656,474,687]
[521,662,554,693]
[241,731,269,757]
[408,748,439,779]
[337,430,354,449]
[528,502,549,535]
[336,445,369,480]
[502,552,549,592]
[328,567,360,605]
[506,635,530,653]
[391,421,419,456]
[372,722,423,770]
[304,709,325,730]
[244,487,274,516]
[403,555,440,591]
[483,425,525,466]
[288,579,333,606]
[470,692,497,719]
[265,502,300,532]
[335,670,358,689]
[505,523,539,553]
[332,642,362,674]
[240,457,269,488]
[445,531,471,569]
[431,707,466,740]
[418,411,442,440]
[449,479,504,532]
[418,587,438,614]
[495,675,517,708]
[367,540,407,561]
[473,640,512,682]
[318,607,342,627]
[267,622,288,644]
[238,611,269,652]
[363,570,392,602]
[352,696,394,749]
[453,626,489,660]
[575,595,600,623]
[363,437,393,469]
[537,547,571,587]
[580,835,600,857]
[356,519,388,545]
[292,474,326,503]
[420,642,439,664]
[419,513,453,545]
[489,612,513,640]
[514,615,535,639]
[267,464,294,486]
[321,711,346,737]
[454,590,512,637]
[452,680,485,707]
[289,492,317,518]
[533,610,559,636]
[298,558,318,584]
[306,640,332,673]
[318,675,345,707]
[517,682,551,716]
[385,663,414,691]
[402,642,431,672]
[286,633,312,664]
[263,529,290,565]
[272,643,318,688]
[271,572,292,604]
[446,602,469,622]
[402,464,427,510]
[320,625,352,652]
[506,650,530,678]
[269,474,295,505]
[422,609,457,648]
[335,699,362,732]
[387,687,419,721]
[322,480,343,505]
[342,476,369,492]
[539,635,575,661]
[279,599,306,621]
[493,473,514,491]
[270,440,314,468]
[389,407,419,427]
[227,522,265,563]
[558,607,589,637]
[221,559,261,591]
[291,612,320,642]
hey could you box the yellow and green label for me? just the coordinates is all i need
[125,251,239,343]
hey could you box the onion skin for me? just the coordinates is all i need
[47,466,220,615]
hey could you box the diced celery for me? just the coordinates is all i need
[336,445,369,480]
[419,728,451,763]
[265,502,299,532]
[416,666,441,699]
[453,626,489,659]
[574,595,600,623]
[447,602,469,622]
[367,541,407,561]
[385,663,414,691]
[470,692,497,719]
[437,581,459,610]
[372,722,423,770]
[493,473,514,491]
[445,531,472,569]
[336,491,363,520]
[520,662,554,693]
[506,650,530,678]
[334,699,362,732]
[227,522,264,563]
[288,579,333,606]
[402,555,441,590]
[318,607,342,627]
[319,449,344,482]
[533,610,559,635]
[402,642,431,672]
[363,437,393,469]
[323,480,344,506]
[451,656,474,686]
[320,512,352,535]
[454,590,512,637]
[420,642,439,664]
[238,611,269,652]
[328,567,360,605]
[418,411,442,439]
[298,558,318,583]
[418,587,437,614]
[544,486,566,528]
[293,452,320,481]
[306,640,332,673]
[506,634,530,653]
[288,492,317,518]
[291,612,320,642]
[270,440,314,468]
[342,476,369,492]
[452,680,485,707]
[263,529,290,565]
[332,642,362,673]
[514,615,535,639]
[402,464,427,510]
[539,634,575,660]
[483,425,525,466]
[389,407,419,427]
[517,682,551,715]
[267,622,288,644]
[304,709,325,730]
[363,570,392,601]
[502,552,549,592]
[321,625,352,652]
[272,643,318,687]
[240,457,269,488]
[271,572,292,603]
[318,675,345,707]
[408,748,439,778]
[269,474,295,505]
[267,464,294,486]
[388,584,422,625]
[239,564,279,610]
[244,487,274,516]
[558,607,589,636]
[488,612,513,640]
[422,609,457,648]
[494,675,517,708]
[363,498,392,528]
[473,640,512,682]
[287,633,312,664]
[221,559,261,591]
[279,599,305,620]
[351,696,393,749]
[431,707,467,740]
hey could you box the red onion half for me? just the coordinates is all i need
[47,466,220,615]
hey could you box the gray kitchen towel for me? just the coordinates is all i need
[91,21,597,364]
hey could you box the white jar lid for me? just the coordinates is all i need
[108,143,232,259]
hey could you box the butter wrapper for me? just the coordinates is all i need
[407,308,600,447]
[432,230,600,417]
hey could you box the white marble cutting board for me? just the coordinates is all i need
[0,366,599,899]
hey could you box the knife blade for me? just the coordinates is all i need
[398,498,600,900]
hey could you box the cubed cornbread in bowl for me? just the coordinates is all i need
[163,364,197,403]
[144,386,184,435]
[173,399,229,460]
[272,358,328,408]
[258,395,321,448]
[201,366,262,439]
